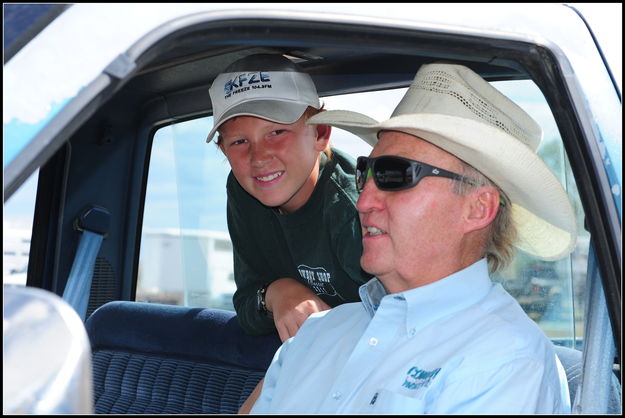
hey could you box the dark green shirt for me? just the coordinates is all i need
[226,148,372,335]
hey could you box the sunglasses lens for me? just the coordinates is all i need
[374,157,412,190]
[356,157,369,191]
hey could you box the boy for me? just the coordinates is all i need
[206,54,371,342]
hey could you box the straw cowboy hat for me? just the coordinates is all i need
[307,62,577,260]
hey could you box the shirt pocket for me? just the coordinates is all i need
[368,389,426,414]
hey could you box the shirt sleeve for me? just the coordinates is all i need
[226,175,275,335]
[231,246,275,335]
[333,211,371,286]
[327,157,372,288]
[250,339,291,413]
[428,357,569,414]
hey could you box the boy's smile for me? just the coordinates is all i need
[254,171,284,183]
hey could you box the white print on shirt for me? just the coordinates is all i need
[297,264,338,297]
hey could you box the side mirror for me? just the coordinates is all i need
[3,285,94,414]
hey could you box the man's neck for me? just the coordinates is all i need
[378,256,483,294]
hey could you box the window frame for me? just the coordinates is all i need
[11,8,617,372]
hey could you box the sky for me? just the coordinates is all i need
[3,3,622,232]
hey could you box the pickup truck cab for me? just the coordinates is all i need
[3,3,621,414]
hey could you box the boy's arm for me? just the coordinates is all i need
[265,278,330,342]
[227,173,278,335]
[238,378,263,414]
[231,246,330,340]
[231,246,277,335]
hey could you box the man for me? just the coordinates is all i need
[241,62,577,414]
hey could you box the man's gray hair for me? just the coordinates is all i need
[452,162,517,274]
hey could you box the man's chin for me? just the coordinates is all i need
[360,254,384,277]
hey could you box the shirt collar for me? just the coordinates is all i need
[359,259,493,334]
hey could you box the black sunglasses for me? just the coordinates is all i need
[356,155,478,193]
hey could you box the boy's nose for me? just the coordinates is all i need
[250,143,272,167]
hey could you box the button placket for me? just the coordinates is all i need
[322,294,405,411]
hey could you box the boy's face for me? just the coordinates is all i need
[218,114,330,213]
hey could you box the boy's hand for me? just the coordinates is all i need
[265,278,331,342]
[238,378,263,414]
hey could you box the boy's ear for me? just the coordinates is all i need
[216,135,225,152]
[314,124,331,150]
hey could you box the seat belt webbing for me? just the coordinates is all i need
[62,205,110,321]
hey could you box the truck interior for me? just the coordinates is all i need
[5,11,620,414]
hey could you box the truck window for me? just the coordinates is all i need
[137,81,589,349]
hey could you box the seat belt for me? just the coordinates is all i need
[62,205,110,321]
[572,239,618,413]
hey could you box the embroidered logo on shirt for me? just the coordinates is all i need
[402,366,441,390]
[297,264,338,297]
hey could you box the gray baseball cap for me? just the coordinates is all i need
[206,54,320,142]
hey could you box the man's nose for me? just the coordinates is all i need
[357,176,384,213]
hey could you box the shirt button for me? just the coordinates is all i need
[369,337,378,346]
[409,328,416,337]
[332,392,342,400]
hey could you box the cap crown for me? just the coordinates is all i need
[206,54,320,142]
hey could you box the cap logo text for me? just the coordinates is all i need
[224,72,271,97]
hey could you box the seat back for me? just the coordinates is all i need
[553,344,582,406]
[553,344,621,414]
[85,301,281,414]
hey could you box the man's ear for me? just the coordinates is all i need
[464,187,500,233]
[313,124,331,151]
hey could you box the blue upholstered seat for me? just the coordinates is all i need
[85,301,282,414]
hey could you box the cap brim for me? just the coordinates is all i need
[308,110,577,260]
[206,100,311,142]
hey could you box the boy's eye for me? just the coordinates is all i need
[271,129,286,136]
[230,138,247,146]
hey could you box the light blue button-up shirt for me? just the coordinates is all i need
[251,259,571,414]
